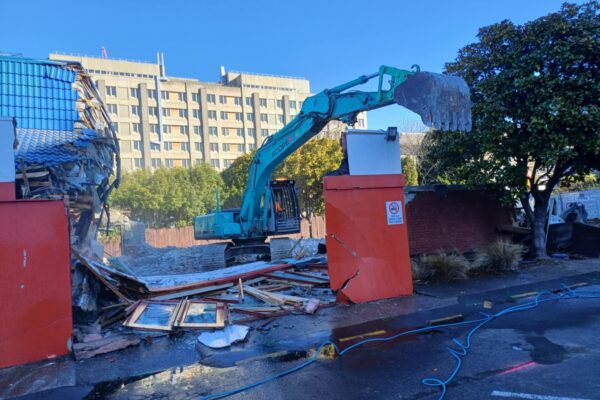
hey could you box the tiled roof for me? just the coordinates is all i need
[0,56,78,131]
[15,128,98,167]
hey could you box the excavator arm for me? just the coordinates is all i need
[194,64,471,264]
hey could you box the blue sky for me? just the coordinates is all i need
[0,0,579,129]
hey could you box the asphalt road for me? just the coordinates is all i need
[84,285,600,400]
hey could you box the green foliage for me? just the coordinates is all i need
[401,156,419,186]
[275,138,343,218]
[473,240,524,272]
[220,138,343,218]
[110,164,223,228]
[422,2,600,257]
[413,251,471,281]
[556,173,600,193]
[221,151,254,209]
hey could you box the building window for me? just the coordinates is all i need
[178,109,188,118]
[299,101,303,109]
[278,114,284,124]
[220,111,228,120]
[195,142,203,152]
[150,142,160,151]
[150,124,159,134]
[236,144,244,152]
[245,97,254,106]
[248,143,256,151]
[261,129,268,137]
[149,107,158,116]
[132,123,141,133]
[236,128,243,137]
[259,98,267,107]
[235,112,242,121]
[112,122,119,133]
[207,94,216,104]
[193,126,202,136]
[208,110,217,120]
[180,126,189,135]
[290,100,297,110]
[182,159,190,168]
[224,159,233,168]
[234,97,242,106]
[192,109,200,119]
[181,142,190,151]
[148,89,157,99]
[247,128,255,137]
[134,158,144,168]
[195,159,203,165]
[164,142,173,150]
[163,125,172,134]
[106,86,117,97]
[209,127,217,136]
[222,143,231,152]
[221,127,229,136]
[162,108,170,117]
[219,95,227,105]
[192,93,200,102]
[210,143,218,152]
[130,88,139,98]
[178,92,187,102]
[161,90,169,100]
[211,159,220,168]
[131,105,140,116]
[276,99,283,109]
[133,140,142,150]
[151,158,161,168]
[260,113,268,123]
[107,104,118,115]
[165,159,174,168]
[247,112,254,121]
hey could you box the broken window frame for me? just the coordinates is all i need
[124,300,182,331]
[175,300,226,329]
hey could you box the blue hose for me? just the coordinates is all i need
[200,285,600,400]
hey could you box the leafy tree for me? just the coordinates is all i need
[401,156,419,186]
[221,151,254,209]
[275,137,343,220]
[221,138,343,222]
[431,1,600,258]
[110,164,223,228]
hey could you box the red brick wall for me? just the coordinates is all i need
[405,188,512,255]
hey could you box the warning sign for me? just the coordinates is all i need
[386,201,403,225]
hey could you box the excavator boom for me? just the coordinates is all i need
[194,65,471,267]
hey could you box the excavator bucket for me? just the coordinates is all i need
[393,72,472,132]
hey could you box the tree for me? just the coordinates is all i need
[221,138,343,224]
[401,156,419,186]
[433,2,600,258]
[110,164,223,228]
[221,151,254,209]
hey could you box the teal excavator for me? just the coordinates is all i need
[194,65,472,267]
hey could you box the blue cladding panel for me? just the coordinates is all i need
[0,56,79,131]
[15,128,98,167]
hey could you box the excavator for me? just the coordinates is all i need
[194,65,472,267]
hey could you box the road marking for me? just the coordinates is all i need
[338,330,386,342]
[491,390,592,400]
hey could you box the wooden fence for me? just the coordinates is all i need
[101,216,326,252]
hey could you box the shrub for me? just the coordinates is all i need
[414,251,470,281]
[473,240,524,272]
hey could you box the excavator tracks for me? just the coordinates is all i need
[200,243,229,269]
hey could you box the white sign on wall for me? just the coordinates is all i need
[386,200,403,225]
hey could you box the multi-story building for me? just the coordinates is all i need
[48,53,367,171]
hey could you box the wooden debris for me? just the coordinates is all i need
[72,249,132,304]
[73,334,141,360]
[304,298,320,314]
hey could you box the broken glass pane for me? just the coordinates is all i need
[183,303,217,324]
[134,303,177,327]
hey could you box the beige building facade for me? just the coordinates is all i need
[48,53,367,171]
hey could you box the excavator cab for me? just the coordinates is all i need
[268,179,301,235]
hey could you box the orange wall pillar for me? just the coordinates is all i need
[324,174,413,303]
